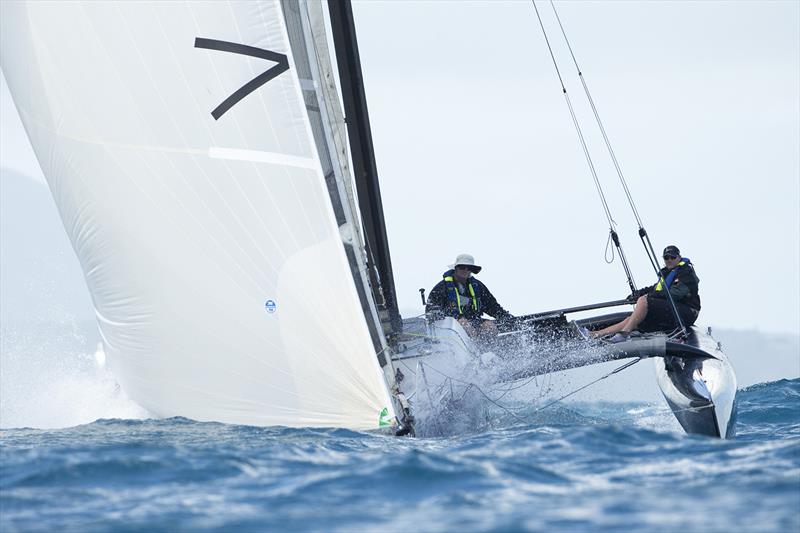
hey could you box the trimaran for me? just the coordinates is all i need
[0,0,736,438]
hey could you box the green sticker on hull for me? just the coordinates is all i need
[379,407,391,427]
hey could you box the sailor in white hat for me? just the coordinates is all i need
[425,253,513,339]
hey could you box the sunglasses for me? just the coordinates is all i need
[663,255,677,260]
[455,265,473,271]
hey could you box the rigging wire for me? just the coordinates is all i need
[417,353,713,430]
[420,363,529,424]
[530,0,637,295]
[548,0,664,275]
[529,357,642,414]
[416,351,643,427]
[551,0,689,334]
[534,0,690,337]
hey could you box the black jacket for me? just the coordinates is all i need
[426,270,512,322]
[638,259,701,311]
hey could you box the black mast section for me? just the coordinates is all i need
[327,0,402,337]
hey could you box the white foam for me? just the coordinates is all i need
[0,323,149,429]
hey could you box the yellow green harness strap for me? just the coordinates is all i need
[654,260,686,292]
[444,276,478,314]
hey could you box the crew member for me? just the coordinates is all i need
[588,245,700,343]
[426,253,513,339]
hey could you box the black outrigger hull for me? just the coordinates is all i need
[655,330,737,438]
[577,314,738,438]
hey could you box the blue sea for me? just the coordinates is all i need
[1,378,798,532]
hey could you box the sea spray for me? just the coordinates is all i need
[0,321,148,429]
[411,330,623,437]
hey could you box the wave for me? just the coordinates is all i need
[2,393,798,533]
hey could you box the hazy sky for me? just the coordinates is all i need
[2,0,799,335]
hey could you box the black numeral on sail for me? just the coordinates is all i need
[194,38,290,120]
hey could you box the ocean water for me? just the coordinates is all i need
[2,377,798,532]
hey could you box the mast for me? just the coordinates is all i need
[327,0,403,338]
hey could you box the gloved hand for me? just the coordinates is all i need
[626,289,643,303]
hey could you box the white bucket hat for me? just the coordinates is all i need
[449,253,482,274]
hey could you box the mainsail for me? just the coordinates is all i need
[1,0,397,429]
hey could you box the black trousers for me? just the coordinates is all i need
[638,295,699,333]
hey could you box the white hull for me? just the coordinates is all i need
[392,318,738,438]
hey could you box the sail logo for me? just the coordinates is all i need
[265,299,277,314]
[195,38,290,120]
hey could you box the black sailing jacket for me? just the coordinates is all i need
[426,270,513,322]
[639,258,701,311]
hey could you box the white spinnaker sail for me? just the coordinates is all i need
[0,0,395,429]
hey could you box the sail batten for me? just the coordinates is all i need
[1,0,395,429]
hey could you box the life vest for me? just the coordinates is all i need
[654,258,690,292]
[442,270,480,317]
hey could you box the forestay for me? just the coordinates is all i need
[0,0,395,429]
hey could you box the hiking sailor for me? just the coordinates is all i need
[589,245,701,343]
[425,253,513,339]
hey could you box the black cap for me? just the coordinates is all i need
[663,245,681,257]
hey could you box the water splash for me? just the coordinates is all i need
[0,321,148,429]
[411,332,625,437]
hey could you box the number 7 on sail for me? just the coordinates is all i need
[194,38,290,120]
